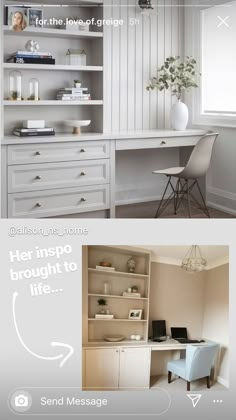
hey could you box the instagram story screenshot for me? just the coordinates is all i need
[0,0,236,419]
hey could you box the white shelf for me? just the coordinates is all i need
[4,100,103,106]
[4,26,103,40]
[9,0,104,4]
[88,319,148,322]
[88,267,149,279]
[88,293,148,301]
[4,63,103,72]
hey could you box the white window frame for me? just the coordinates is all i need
[192,0,236,128]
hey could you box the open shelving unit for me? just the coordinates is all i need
[83,246,151,344]
[1,0,104,137]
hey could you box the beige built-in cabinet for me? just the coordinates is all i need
[82,246,151,390]
[85,347,151,390]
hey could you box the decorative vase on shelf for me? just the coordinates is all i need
[8,70,22,100]
[171,99,189,131]
[127,256,136,273]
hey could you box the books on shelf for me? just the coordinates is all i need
[7,51,55,65]
[95,314,114,319]
[57,87,91,101]
[13,128,55,137]
[122,292,141,298]
[95,265,115,271]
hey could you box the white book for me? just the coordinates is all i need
[95,314,114,319]
[15,51,52,56]
[95,265,115,271]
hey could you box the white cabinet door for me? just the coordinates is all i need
[85,348,120,390]
[119,347,151,389]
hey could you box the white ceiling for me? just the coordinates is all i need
[136,246,229,270]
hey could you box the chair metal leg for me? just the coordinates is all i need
[155,176,173,218]
[206,376,210,389]
[168,371,172,384]
[195,180,211,218]
[187,381,191,391]
[186,180,192,218]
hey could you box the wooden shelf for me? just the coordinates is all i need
[88,293,148,301]
[4,100,103,106]
[4,63,103,72]
[4,26,103,40]
[88,268,149,279]
[88,319,148,322]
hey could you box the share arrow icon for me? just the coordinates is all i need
[187,394,202,408]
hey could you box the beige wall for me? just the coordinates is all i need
[202,264,229,387]
[149,262,206,338]
[149,262,229,384]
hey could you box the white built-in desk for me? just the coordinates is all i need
[1,129,208,218]
[82,339,217,390]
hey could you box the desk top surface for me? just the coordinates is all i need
[83,339,212,350]
[2,129,208,145]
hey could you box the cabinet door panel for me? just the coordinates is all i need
[85,349,119,390]
[119,347,150,389]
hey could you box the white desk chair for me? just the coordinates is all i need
[152,133,219,218]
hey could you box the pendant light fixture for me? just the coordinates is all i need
[181,245,207,273]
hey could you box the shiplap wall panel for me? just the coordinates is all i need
[103,0,184,132]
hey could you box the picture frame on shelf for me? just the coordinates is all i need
[128,309,142,320]
[28,8,43,28]
[5,6,28,31]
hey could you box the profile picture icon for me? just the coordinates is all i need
[8,8,28,31]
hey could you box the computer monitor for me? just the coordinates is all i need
[152,320,166,339]
[171,327,188,340]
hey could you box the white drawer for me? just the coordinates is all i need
[8,141,110,164]
[116,136,200,151]
[8,185,110,218]
[8,160,110,193]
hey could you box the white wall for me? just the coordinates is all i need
[103,0,185,204]
[184,0,236,215]
[202,264,229,387]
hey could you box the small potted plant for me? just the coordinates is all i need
[147,56,200,130]
[74,79,81,88]
[97,298,107,314]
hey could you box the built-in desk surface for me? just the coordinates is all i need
[83,339,211,350]
[2,129,208,145]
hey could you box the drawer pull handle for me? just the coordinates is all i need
[116,350,119,353]
[80,149,86,153]
[80,171,86,176]
[35,175,41,180]
[121,350,125,352]
[161,141,167,145]
[35,151,41,155]
[36,202,42,207]
[81,197,87,202]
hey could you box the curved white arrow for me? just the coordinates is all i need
[13,292,74,368]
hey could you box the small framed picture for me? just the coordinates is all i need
[28,8,43,28]
[6,6,28,31]
[128,309,142,320]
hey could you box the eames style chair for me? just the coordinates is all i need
[153,133,219,218]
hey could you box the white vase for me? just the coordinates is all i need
[171,100,189,131]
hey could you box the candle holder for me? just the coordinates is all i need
[28,78,40,100]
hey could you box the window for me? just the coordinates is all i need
[197,1,236,124]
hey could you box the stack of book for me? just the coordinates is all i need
[57,87,91,101]
[95,265,115,271]
[7,51,55,65]
[13,127,55,137]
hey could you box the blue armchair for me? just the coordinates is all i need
[167,344,219,391]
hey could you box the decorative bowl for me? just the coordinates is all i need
[64,120,91,134]
[104,335,125,342]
